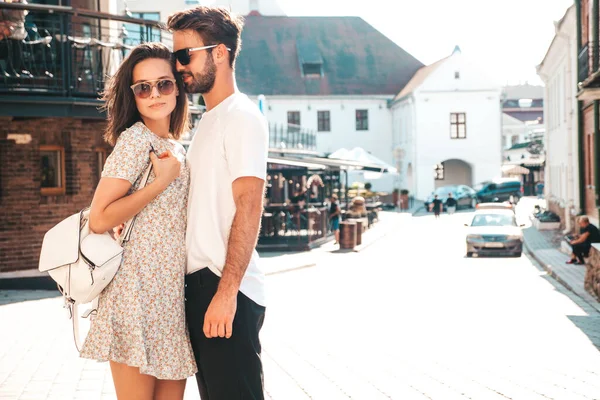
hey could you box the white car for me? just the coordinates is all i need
[475,202,515,213]
[465,209,524,258]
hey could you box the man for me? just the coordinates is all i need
[430,194,443,219]
[329,194,341,244]
[446,192,457,215]
[536,181,545,199]
[567,216,600,265]
[168,7,267,399]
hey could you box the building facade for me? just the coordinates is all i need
[233,13,423,192]
[390,48,503,200]
[576,0,600,223]
[537,5,580,231]
[0,0,167,273]
[500,84,545,197]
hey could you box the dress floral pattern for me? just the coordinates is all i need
[80,121,197,380]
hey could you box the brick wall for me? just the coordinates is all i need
[0,117,108,272]
[582,0,590,47]
[585,245,600,301]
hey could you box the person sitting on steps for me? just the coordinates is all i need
[567,216,600,265]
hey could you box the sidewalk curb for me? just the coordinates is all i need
[523,240,600,313]
[265,262,317,276]
[263,215,403,275]
[411,206,425,216]
[524,240,575,293]
[0,271,55,290]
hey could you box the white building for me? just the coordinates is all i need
[537,4,580,230]
[261,96,395,189]
[390,47,503,200]
[233,10,423,193]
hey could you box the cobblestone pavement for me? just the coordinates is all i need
[2,211,600,399]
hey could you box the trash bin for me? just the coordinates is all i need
[340,221,357,249]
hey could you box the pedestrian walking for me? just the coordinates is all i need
[536,181,545,199]
[168,7,268,399]
[329,194,341,244]
[446,192,457,215]
[430,194,443,219]
[80,43,197,399]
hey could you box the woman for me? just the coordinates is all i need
[80,43,196,400]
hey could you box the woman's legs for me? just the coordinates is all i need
[110,361,187,400]
[154,379,187,400]
[110,361,156,400]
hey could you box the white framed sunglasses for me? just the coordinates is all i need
[130,78,177,99]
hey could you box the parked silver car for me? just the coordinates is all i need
[465,210,524,258]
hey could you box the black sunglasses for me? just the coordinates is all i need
[172,44,231,66]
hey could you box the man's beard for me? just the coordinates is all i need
[181,54,217,94]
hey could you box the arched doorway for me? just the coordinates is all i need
[434,159,472,189]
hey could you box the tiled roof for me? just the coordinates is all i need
[235,16,424,96]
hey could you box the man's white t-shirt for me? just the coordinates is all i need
[186,92,268,306]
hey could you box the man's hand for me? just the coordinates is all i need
[111,223,125,240]
[203,291,237,339]
[149,150,181,190]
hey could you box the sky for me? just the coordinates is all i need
[277,0,575,87]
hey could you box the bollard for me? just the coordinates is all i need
[348,218,364,245]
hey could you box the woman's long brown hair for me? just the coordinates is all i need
[101,42,189,146]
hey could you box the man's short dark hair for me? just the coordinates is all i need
[167,7,244,68]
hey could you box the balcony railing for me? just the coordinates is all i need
[0,2,170,98]
[268,123,317,152]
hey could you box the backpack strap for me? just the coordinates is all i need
[67,163,152,352]
[120,163,153,245]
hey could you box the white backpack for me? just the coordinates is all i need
[38,164,152,350]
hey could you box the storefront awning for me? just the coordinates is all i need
[328,147,398,173]
[293,156,394,172]
[502,164,530,175]
[267,157,327,170]
[267,155,395,173]
[522,156,545,167]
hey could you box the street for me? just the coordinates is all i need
[2,206,600,399]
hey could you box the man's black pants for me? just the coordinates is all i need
[572,242,591,263]
[185,268,265,400]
